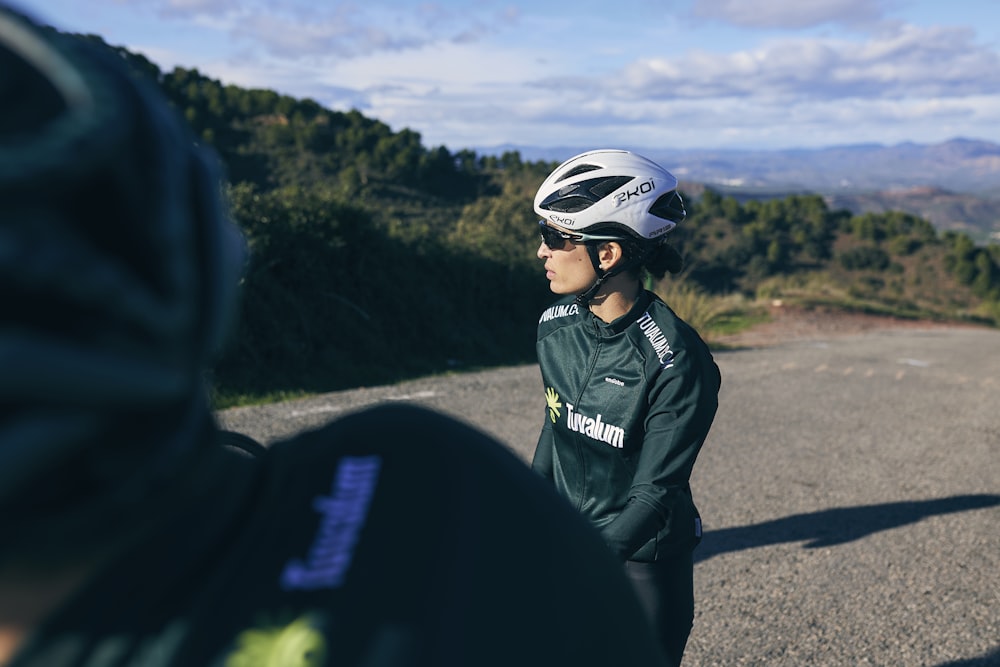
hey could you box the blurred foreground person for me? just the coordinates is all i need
[0,7,671,666]
[532,150,721,665]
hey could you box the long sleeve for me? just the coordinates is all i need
[599,498,663,561]
[532,416,555,481]
[601,335,720,560]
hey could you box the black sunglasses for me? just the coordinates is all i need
[538,220,621,250]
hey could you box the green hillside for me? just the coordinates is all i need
[78,35,1000,405]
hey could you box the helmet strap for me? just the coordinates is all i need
[573,245,605,306]
[574,242,643,306]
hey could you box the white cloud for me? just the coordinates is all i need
[158,0,241,18]
[35,0,1000,150]
[690,0,890,30]
[188,15,1000,151]
[144,1,523,60]
[609,24,1000,101]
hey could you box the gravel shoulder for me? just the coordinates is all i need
[217,311,1000,666]
[708,303,985,348]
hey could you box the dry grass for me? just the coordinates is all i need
[654,280,752,334]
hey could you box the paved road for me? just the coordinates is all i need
[219,326,1000,666]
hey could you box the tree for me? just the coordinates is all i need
[839,246,890,271]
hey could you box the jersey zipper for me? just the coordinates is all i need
[575,316,603,407]
[569,316,605,509]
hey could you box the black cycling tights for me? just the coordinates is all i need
[624,550,695,666]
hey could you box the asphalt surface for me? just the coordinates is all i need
[218,326,1000,666]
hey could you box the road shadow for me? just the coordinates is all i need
[935,646,1000,667]
[695,494,1000,564]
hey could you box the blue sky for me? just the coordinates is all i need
[17,0,1000,153]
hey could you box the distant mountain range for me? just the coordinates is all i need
[481,138,1000,195]
[479,138,1000,243]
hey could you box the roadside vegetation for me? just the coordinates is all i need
[84,37,1000,408]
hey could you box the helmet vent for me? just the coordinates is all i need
[540,175,640,212]
[556,164,601,182]
[588,175,633,199]
[649,190,686,222]
[543,195,594,213]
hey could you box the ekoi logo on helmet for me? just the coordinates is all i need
[548,214,576,227]
[612,177,655,207]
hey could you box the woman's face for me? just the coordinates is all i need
[536,222,599,296]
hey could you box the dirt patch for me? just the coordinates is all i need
[710,303,986,348]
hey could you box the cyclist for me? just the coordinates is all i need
[0,9,671,666]
[533,149,722,665]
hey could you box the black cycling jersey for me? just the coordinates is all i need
[10,404,669,667]
[534,290,721,562]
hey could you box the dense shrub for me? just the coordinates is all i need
[839,246,891,271]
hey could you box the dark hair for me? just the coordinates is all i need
[590,235,683,280]
[643,241,684,278]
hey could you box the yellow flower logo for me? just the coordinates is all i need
[226,614,327,667]
[545,387,562,423]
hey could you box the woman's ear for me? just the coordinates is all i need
[597,241,624,271]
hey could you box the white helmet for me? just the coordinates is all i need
[534,149,685,240]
